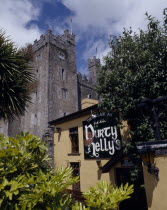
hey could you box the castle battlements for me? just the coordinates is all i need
[88,56,100,68]
[33,29,75,52]
[6,28,99,140]
[77,72,93,84]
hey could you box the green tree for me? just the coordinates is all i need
[0,31,34,120]
[0,133,78,209]
[97,11,167,181]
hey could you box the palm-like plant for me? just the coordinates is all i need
[0,30,34,120]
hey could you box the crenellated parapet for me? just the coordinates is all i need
[61,29,75,46]
[77,72,93,84]
[88,56,100,68]
[33,29,75,52]
[77,71,98,104]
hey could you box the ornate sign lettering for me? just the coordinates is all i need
[83,112,122,159]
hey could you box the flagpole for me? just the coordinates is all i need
[70,17,72,34]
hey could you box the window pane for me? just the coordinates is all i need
[70,162,80,191]
[69,127,79,153]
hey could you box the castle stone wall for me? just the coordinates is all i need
[8,29,78,138]
[88,56,100,83]
[77,72,98,110]
[6,30,100,139]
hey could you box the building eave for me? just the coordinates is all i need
[49,104,98,125]
[137,140,167,152]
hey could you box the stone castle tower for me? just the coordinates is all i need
[88,56,100,83]
[1,29,100,139]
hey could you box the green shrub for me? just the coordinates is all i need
[72,181,134,210]
[0,133,133,209]
[0,133,78,209]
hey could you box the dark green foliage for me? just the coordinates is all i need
[97,10,167,183]
[0,31,34,120]
[98,11,167,143]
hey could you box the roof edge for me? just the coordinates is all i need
[49,104,98,125]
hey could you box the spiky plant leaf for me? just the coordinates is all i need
[0,30,34,120]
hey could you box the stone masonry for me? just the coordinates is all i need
[3,29,100,139]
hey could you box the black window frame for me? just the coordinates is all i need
[70,162,80,191]
[69,127,79,154]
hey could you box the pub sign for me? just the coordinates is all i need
[83,112,121,159]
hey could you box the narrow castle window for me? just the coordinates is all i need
[62,69,65,80]
[62,88,68,99]
[34,92,37,101]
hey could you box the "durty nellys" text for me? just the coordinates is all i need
[84,124,121,158]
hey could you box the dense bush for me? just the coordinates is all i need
[73,181,133,210]
[0,133,133,209]
[0,133,78,209]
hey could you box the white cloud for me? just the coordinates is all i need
[0,0,42,47]
[1,0,166,73]
[61,0,167,64]
[82,38,109,62]
[45,16,70,35]
[62,0,166,35]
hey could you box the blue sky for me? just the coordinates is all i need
[0,0,166,75]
